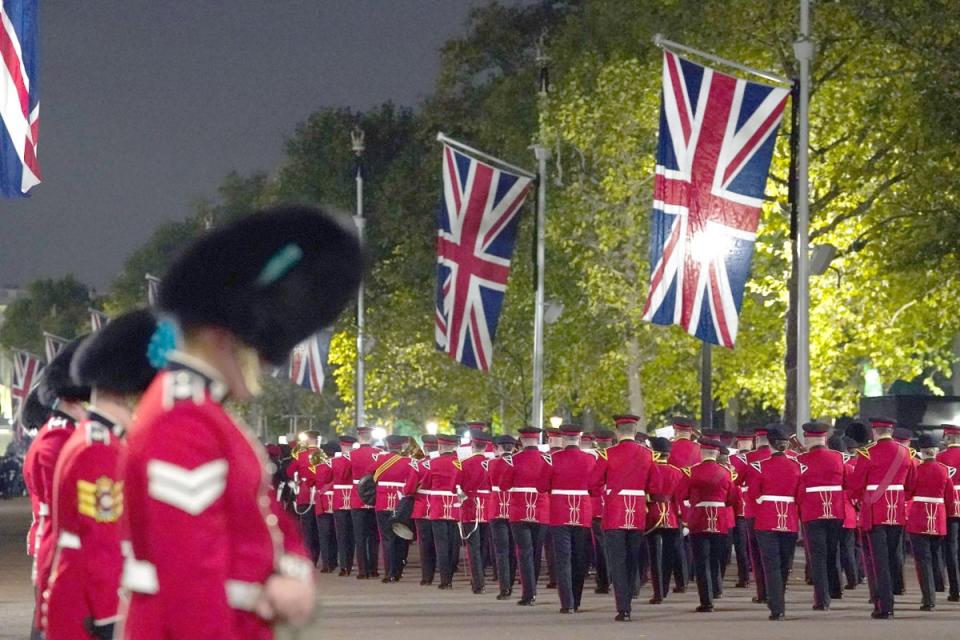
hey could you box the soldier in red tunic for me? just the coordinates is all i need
[460,430,492,594]
[21,387,50,585]
[738,424,774,604]
[311,441,338,573]
[411,434,438,585]
[331,435,356,576]
[27,339,90,637]
[847,417,915,619]
[937,423,960,601]
[591,429,614,594]
[589,415,657,621]
[374,435,417,583]
[796,421,848,610]
[410,433,462,589]
[747,426,801,621]
[502,426,551,606]
[678,438,738,613]
[349,425,382,579]
[287,430,321,566]
[906,433,955,611]
[729,430,754,588]
[667,416,701,468]
[545,425,595,613]
[44,310,158,640]
[121,206,362,639]
[487,434,517,599]
[646,437,685,605]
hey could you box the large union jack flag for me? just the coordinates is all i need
[435,143,533,371]
[0,0,40,198]
[288,329,331,393]
[642,51,789,347]
[11,349,41,427]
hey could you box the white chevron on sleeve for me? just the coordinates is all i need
[147,459,229,515]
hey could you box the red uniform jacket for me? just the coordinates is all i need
[589,439,656,531]
[905,460,954,535]
[45,413,124,638]
[546,447,595,527]
[407,452,462,521]
[937,445,960,519]
[677,460,737,534]
[646,461,684,530]
[286,447,317,509]
[500,447,552,524]
[330,454,353,512]
[410,459,431,519]
[24,442,41,558]
[121,357,311,640]
[667,438,701,469]
[28,412,78,629]
[373,453,415,513]
[737,446,772,519]
[459,453,490,524]
[841,454,858,528]
[848,437,915,530]
[348,445,380,509]
[729,453,751,518]
[796,446,847,523]
[312,460,334,514]
[747,453,802,533]
[485,456,512,521]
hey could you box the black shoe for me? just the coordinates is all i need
[715,591,724,599]
[338,569,349,577]
[871,611,893,619]
[846,582,858,590]
[696,605,714,613]
[517,598,535,606]
[769,613,785,621]
[831,592,843,600]
[672,586,686,594]
[752,596,767,604]
[893,589,905,596]
[614,611,631,622]
[356,574,368,580]
[547,582,557,589]
[559,607,573,614]
[420,580,433,586]
[370,571,380,578]
[496,591,511,601]
[472,587,485,595]
[649,597,663,605]
[948,594,960,602]
[920,604,935,612]
[812,604,829,611]
[595,586,610,594]
[735,581,748,588]
[438,583,452,590]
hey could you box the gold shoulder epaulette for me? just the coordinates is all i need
[453,459,462,470]
[597,449,608,460]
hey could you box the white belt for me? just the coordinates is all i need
[806,485,842,493]
[225,579,263,612]
[352,480,360,485]
[38,502,50,516]
[683,500,691,507]
[58,530,81,549]
[121,557,159,594]
[696,501,726,508]
[551,490,588,496]
[378,481,405,487]
[867,484,904,491]
[476,490,491,495]
[419,490,456,496]
[614,489,646,497]
[492,486,503,492]
[740,486,748,493]
[508,487,539,494]
[758,495,795,503]
[324,491,333,496]
[913,497,944,504]
[333,484,353,490]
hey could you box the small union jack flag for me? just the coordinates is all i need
[145,274,161,306]
[288,329,332,393]
[11,350,42,428]
[89,308,110,332]
[43,332,68,363]
[435,143,533,371]
[0,0,41,198]
[642,51,789,347]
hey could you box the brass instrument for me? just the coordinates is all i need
[309,447,328,466]
[402,438,427,460]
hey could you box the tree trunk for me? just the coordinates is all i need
[627,337,647,429]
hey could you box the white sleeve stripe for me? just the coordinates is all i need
[148,459,228,491]
[149,479,227,515]
[147,459,228,515]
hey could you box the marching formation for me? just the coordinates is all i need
[285,415,960,623]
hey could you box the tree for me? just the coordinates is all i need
[0,276,92,353]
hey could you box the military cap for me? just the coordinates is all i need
[493,434,516,447]
[470,430,493,443]
[71,309,159,395]
[559,424,583,437]
[845,421,870,445]
[20,387,51,431]
[338,434,358,445]
[158,205,363,365]
[699,438,722,451]
[917,433,939,450]
[593,429,615,443]
[466,421,490,432]
[765,426,789,442]
[386,434,409,451]
[672,416,696,431]
[38,337,91,406]
[869,416,897,429]
[437,433,459,445]
[893,427,914,443]
[613,414,640,426]
[942,424,960,436]
[518,426,543,436]
[650,437,672,454]
[802,422,830,436]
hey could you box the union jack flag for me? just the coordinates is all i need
[435,143,533,371]
[642,51,789,347]
[43,332,68,363]
[0,0,40,197]
[288,329,331,393]
[11,350,41,427]
[146,274,161,306]
[89,308,110,332]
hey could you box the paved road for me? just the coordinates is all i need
[3,498,959,639]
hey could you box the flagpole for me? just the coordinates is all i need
[531,144,549,429]
[352,126,367,432]
[436,133,537,180]
[653,34,792,86]
[795,1,813,428]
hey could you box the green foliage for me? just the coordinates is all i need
[0,276,92,352]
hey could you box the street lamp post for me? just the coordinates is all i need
[795,1,813,428]
[352,126,366,432]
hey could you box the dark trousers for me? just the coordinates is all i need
[351,508,379,577]
[491,519,516,594]
[591,518,609,590]
[376,510,403,580]
[946,519,960,598]
[746,517,766,601]
[604,528,645,614]
[544,527,557,586]
[648,528,682,600]
[674,536,691,590]
[865,525,902,614]
[755,530,797,617]
[691,532,727,608]
[298,505,320,565]
[839,527,858,587]
[806,519,842,607]
[432,519,459,586]
[932,536,945,592]
[635,533,650,593]
[464,523,488,591]
[733,516,751,585]
[894,531,906,594]
[316,511,338,571]
[511,521,543,601]
[416,518,436,583]
[333,509,355,573]
[552,525,589,610]
[911,533,939,607]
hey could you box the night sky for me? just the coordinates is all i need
[0,1,493,291]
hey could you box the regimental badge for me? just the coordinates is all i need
[78,476,123,522]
